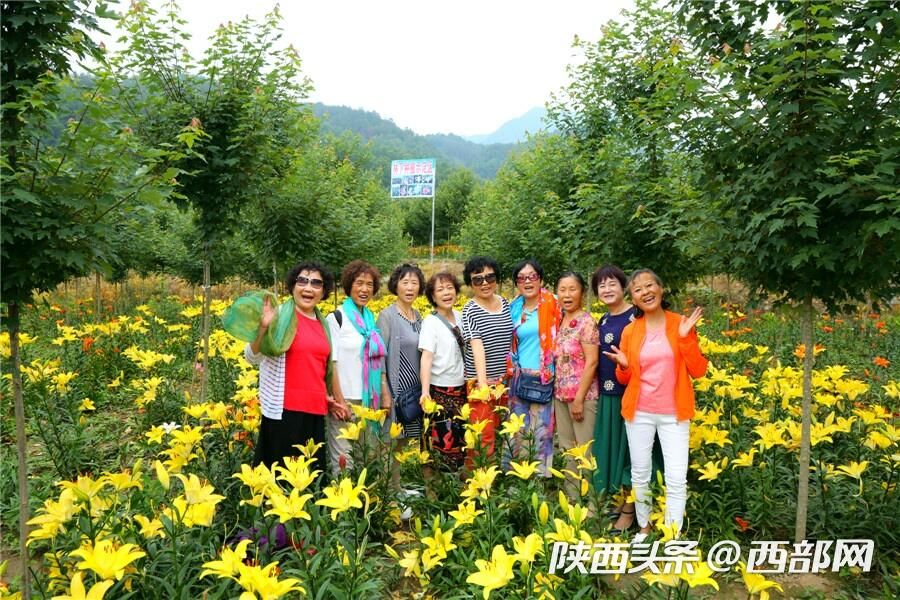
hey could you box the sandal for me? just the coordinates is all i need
[608,509,635,536]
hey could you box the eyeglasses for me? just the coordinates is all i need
[471,273,497,286]
[516,273,540,283]
[295,276,324,290]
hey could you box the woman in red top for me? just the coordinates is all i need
[603,269,707,541]
[248,262,338,471]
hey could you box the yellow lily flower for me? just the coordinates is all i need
[265,488,313,523]
[315,469,370,520]
[507,460,540,480]
[499,413,526,436]
[465,544,516,599]
[449,500,484,527]
[512,533,544,564]
[51,571,114,600]
[738,562,783,600]
[70,538,146,581]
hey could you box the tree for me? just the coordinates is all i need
[460,133,580,281]
[246,135,406,284]
[545,0,713,293]
[673,0,900,541]
[403,166,480,246]
[1,58,179,600]
[108,0,315,402]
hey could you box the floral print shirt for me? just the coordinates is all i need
[554,313,600,402]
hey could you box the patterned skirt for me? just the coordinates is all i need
[428,384,467,471]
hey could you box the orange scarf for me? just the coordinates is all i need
[507,288,561,384]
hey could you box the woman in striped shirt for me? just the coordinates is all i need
[462,256,513,463]
[245,262,339,473]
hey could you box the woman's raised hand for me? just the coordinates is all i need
[260,295,277,331]
[679,307,703,338]
[602,344,628,370]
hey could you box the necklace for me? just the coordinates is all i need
[397,304,416,322]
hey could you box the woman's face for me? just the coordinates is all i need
[469,267,497,300]
[596,277,625,308]
[556,276,583,314]
[395,272,420,305]
[630,273,664,314]
[350,272,375,307]
[432,278,458,310]
[515,264,541,301]
[292,269,325,313]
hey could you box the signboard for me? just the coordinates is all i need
[390,158,436,198]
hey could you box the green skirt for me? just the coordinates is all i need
[592,394,665,494]
[593,393,631,493]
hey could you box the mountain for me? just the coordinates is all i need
[311,103,519,180]
[463,107,549,145]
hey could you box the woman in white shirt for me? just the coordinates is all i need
[326,259,388,477]
[418,272,467,471]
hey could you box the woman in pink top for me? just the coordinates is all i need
[604,268,706,541]
[553,271,599,498]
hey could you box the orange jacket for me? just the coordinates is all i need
[615,311,708,422]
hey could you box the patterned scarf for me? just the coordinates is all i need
[341,298,386,410]
[507,288,561,384]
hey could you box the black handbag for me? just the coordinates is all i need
[393,384,423,426]
[511,371,554,404]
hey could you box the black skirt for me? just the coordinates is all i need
[253,409,326,473]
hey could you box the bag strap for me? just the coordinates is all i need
[433,311,466,355]
[333,308,343,328]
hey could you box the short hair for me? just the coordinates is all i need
[463,256,501,286]
[388,263,425,295]
[591,264,627,295]
[556,271,587,293]
[627,268,671,316]
[511,258,544,283]
[285,261,334,297]
[424,271,461,307]
[340,259,381,296]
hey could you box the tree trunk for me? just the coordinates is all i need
[272,261,278,295]
[795,297,815,541]
[199,256,211,404]
[94,271,102,322]
[10,302,32,599]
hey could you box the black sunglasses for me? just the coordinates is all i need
[471,273,497,286]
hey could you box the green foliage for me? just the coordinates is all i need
[672,0,900,309]
[461,133,579,281]
[403,167,480,246]
[1,71,180,306]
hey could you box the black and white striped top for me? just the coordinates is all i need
[244,345,288,420]
[463,296,513,381]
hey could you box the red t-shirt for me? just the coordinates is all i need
[283,312,329,414]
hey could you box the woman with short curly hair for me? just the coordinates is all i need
[326,259,387,476]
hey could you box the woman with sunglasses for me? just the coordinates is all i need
[603,268,707,541]
[506,259,560,477]
[245,262,336,472]
[461,256,513,463]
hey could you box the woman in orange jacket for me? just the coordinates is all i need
[603,268,707,541]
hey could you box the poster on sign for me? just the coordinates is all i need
[390,158,436,198]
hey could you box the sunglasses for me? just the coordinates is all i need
[516,272,540,283]
[295,276,324,290]
[471,273,497,286]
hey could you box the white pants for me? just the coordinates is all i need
[625,411,690,532]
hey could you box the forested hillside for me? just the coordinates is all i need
[312,103,517,181]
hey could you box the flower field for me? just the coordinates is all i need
[1,282,898,599]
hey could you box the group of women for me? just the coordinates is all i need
[244,256,707,540]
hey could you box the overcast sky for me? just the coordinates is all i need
[104,0,634,136]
